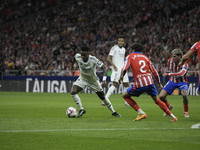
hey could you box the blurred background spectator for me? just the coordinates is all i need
[0,0,199,76]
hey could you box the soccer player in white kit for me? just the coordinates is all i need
[71,46,121,118]
[101,36,129,106]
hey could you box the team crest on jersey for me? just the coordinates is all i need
[86,63,91,67]
[84,63,91,68]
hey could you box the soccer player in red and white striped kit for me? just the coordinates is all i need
[159,49,190,118]
[119,43,177,121]
[178,41,200,95]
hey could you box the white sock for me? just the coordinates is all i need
[103,97,115,113]
[137,108,145,114]
[170,113,176,119]
[105,85,116,98]
[124,87,129,105]
[71,94,83,110]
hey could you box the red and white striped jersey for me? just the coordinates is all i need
[122,52,160,88]
[166,58,188,83]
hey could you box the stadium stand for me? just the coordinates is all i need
[0,0,199,76]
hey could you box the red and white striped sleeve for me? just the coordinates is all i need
[167,63,188,77]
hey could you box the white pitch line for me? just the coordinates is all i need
[0,127,198,133]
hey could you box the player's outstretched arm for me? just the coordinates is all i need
[119,70,126,84]
[165,62,188,77]
[101,64,108,77]
[71,57,76,70]
[178,50,193,67]
[149,62,161,85]
[106,55,117,71]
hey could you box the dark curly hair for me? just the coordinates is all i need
[81,46,90,51]
[132,43,144,52]
[118,35,124,39]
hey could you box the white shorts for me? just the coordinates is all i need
[110,70,129,83]
[74,78,103,93]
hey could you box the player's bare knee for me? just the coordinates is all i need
[122,93,126,97]
[71,90,77,95]
[113,82,118,87]
[123,83,129,87]
[181,89,188,97]
[159,89,168,101]
[122,91,130,98]
[159,94,165,100]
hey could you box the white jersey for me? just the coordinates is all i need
[109,45,126,71]
[75,54,103,82]
[108,45,129,83]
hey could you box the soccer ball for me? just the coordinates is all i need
[66,107,78,118]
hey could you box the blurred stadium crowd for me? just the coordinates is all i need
[0,0,199,77]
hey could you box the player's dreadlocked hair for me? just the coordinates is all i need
[81,46,90,51]
[132,43,144,52]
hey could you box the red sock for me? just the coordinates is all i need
[155,99,171,115]
[165,100,170,108]
[122,96,140,111]
[184,104,189,112]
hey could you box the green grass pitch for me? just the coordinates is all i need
[0,92,200,150]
